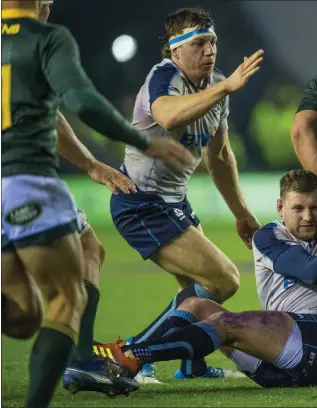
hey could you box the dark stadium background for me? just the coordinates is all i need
[49,0,317,173]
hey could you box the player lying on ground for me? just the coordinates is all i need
[109,6,263,382]
[1,1,193,406]
[99,169,317,387]
[291,75,317,175]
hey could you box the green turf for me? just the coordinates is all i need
[2,223,316,407]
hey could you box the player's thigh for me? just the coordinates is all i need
[150,225,239,295]
[2,251,43,324]
[209,310,294,363]
[17,232,85,304]
[174,223,205,289]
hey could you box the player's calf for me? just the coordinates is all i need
[2,253,43,339]
[2,286,43,339]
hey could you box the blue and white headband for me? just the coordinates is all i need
[168,26,216,50]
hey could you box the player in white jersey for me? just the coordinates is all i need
[101,169,317,387]
[109,7,263,381]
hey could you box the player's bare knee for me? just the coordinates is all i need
[224,267,240,298]
[217,263,240,300]
[178,297,208,319]
[202,257,239,301]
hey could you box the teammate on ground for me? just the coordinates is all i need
[1,1,192,406]
[109,7,263,381]
[102,169,317,388]
[291,76,317,175]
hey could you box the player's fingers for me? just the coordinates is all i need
[240,233,252,249]
[245,66,261,79]
[243,49,264,68]
[244,57,263,74]
[105,180,118,194]
[172,146,194,165]
[112,179,131,194]
[117,174,137,193]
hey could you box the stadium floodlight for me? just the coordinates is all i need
[112,35,138,63]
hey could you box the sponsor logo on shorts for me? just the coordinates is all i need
[5,202,42,226]
[308,352,316,367]
[174,208,185,221]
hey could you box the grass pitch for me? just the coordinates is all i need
[2,222,316,407]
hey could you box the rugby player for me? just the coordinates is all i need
[1,1,193,406]
[102,169,317,388]
[109,7,263,381]
[291,76,317,175]
[56,111,138,396]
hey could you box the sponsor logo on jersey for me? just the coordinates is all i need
[2,24,20,35]
[5,202,42,225]
[283,278,296,290]
[180,133,211,147]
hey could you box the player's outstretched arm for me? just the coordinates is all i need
[44,26,193,171]
[291,76,317,175]
[151,49,264,129]
[56,111,136,194]
[291,110,317,175]
[205,124,260,248]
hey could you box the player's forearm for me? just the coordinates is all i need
[274,246,317,285]
[206,146,250,217]
[153,81,228,129]
[291,113,317,175]
[56,111,96,172]
[62,86,151,151]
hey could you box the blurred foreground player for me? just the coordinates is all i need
[56,111,137,396]
[291,76,317,175]
[110,7,263,381]
[1,1,192,406]
[102,170,317,388]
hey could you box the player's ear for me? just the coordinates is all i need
[172,48,180,60]
[277,199,284,217]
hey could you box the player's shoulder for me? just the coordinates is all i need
[305,75,317,92]
[253,221,288,249]
[38,21,74,43]
[148,59,180,80]
[145,58,181,91]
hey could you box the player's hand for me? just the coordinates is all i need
[144,136,194,171]
[88,160,137,195]
[236,213,261,249]
[225,49,264,93]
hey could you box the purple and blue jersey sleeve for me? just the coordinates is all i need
[253,223,317,285]
[148,63,180,109]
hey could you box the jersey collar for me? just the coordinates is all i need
[2,9,37,19]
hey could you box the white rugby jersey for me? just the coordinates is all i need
[252,221,317,313]
[123,58,229,203]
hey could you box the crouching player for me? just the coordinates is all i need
[101,169,317,388]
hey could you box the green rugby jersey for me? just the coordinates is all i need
[1,8,92,177]
[297,75,317,113]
